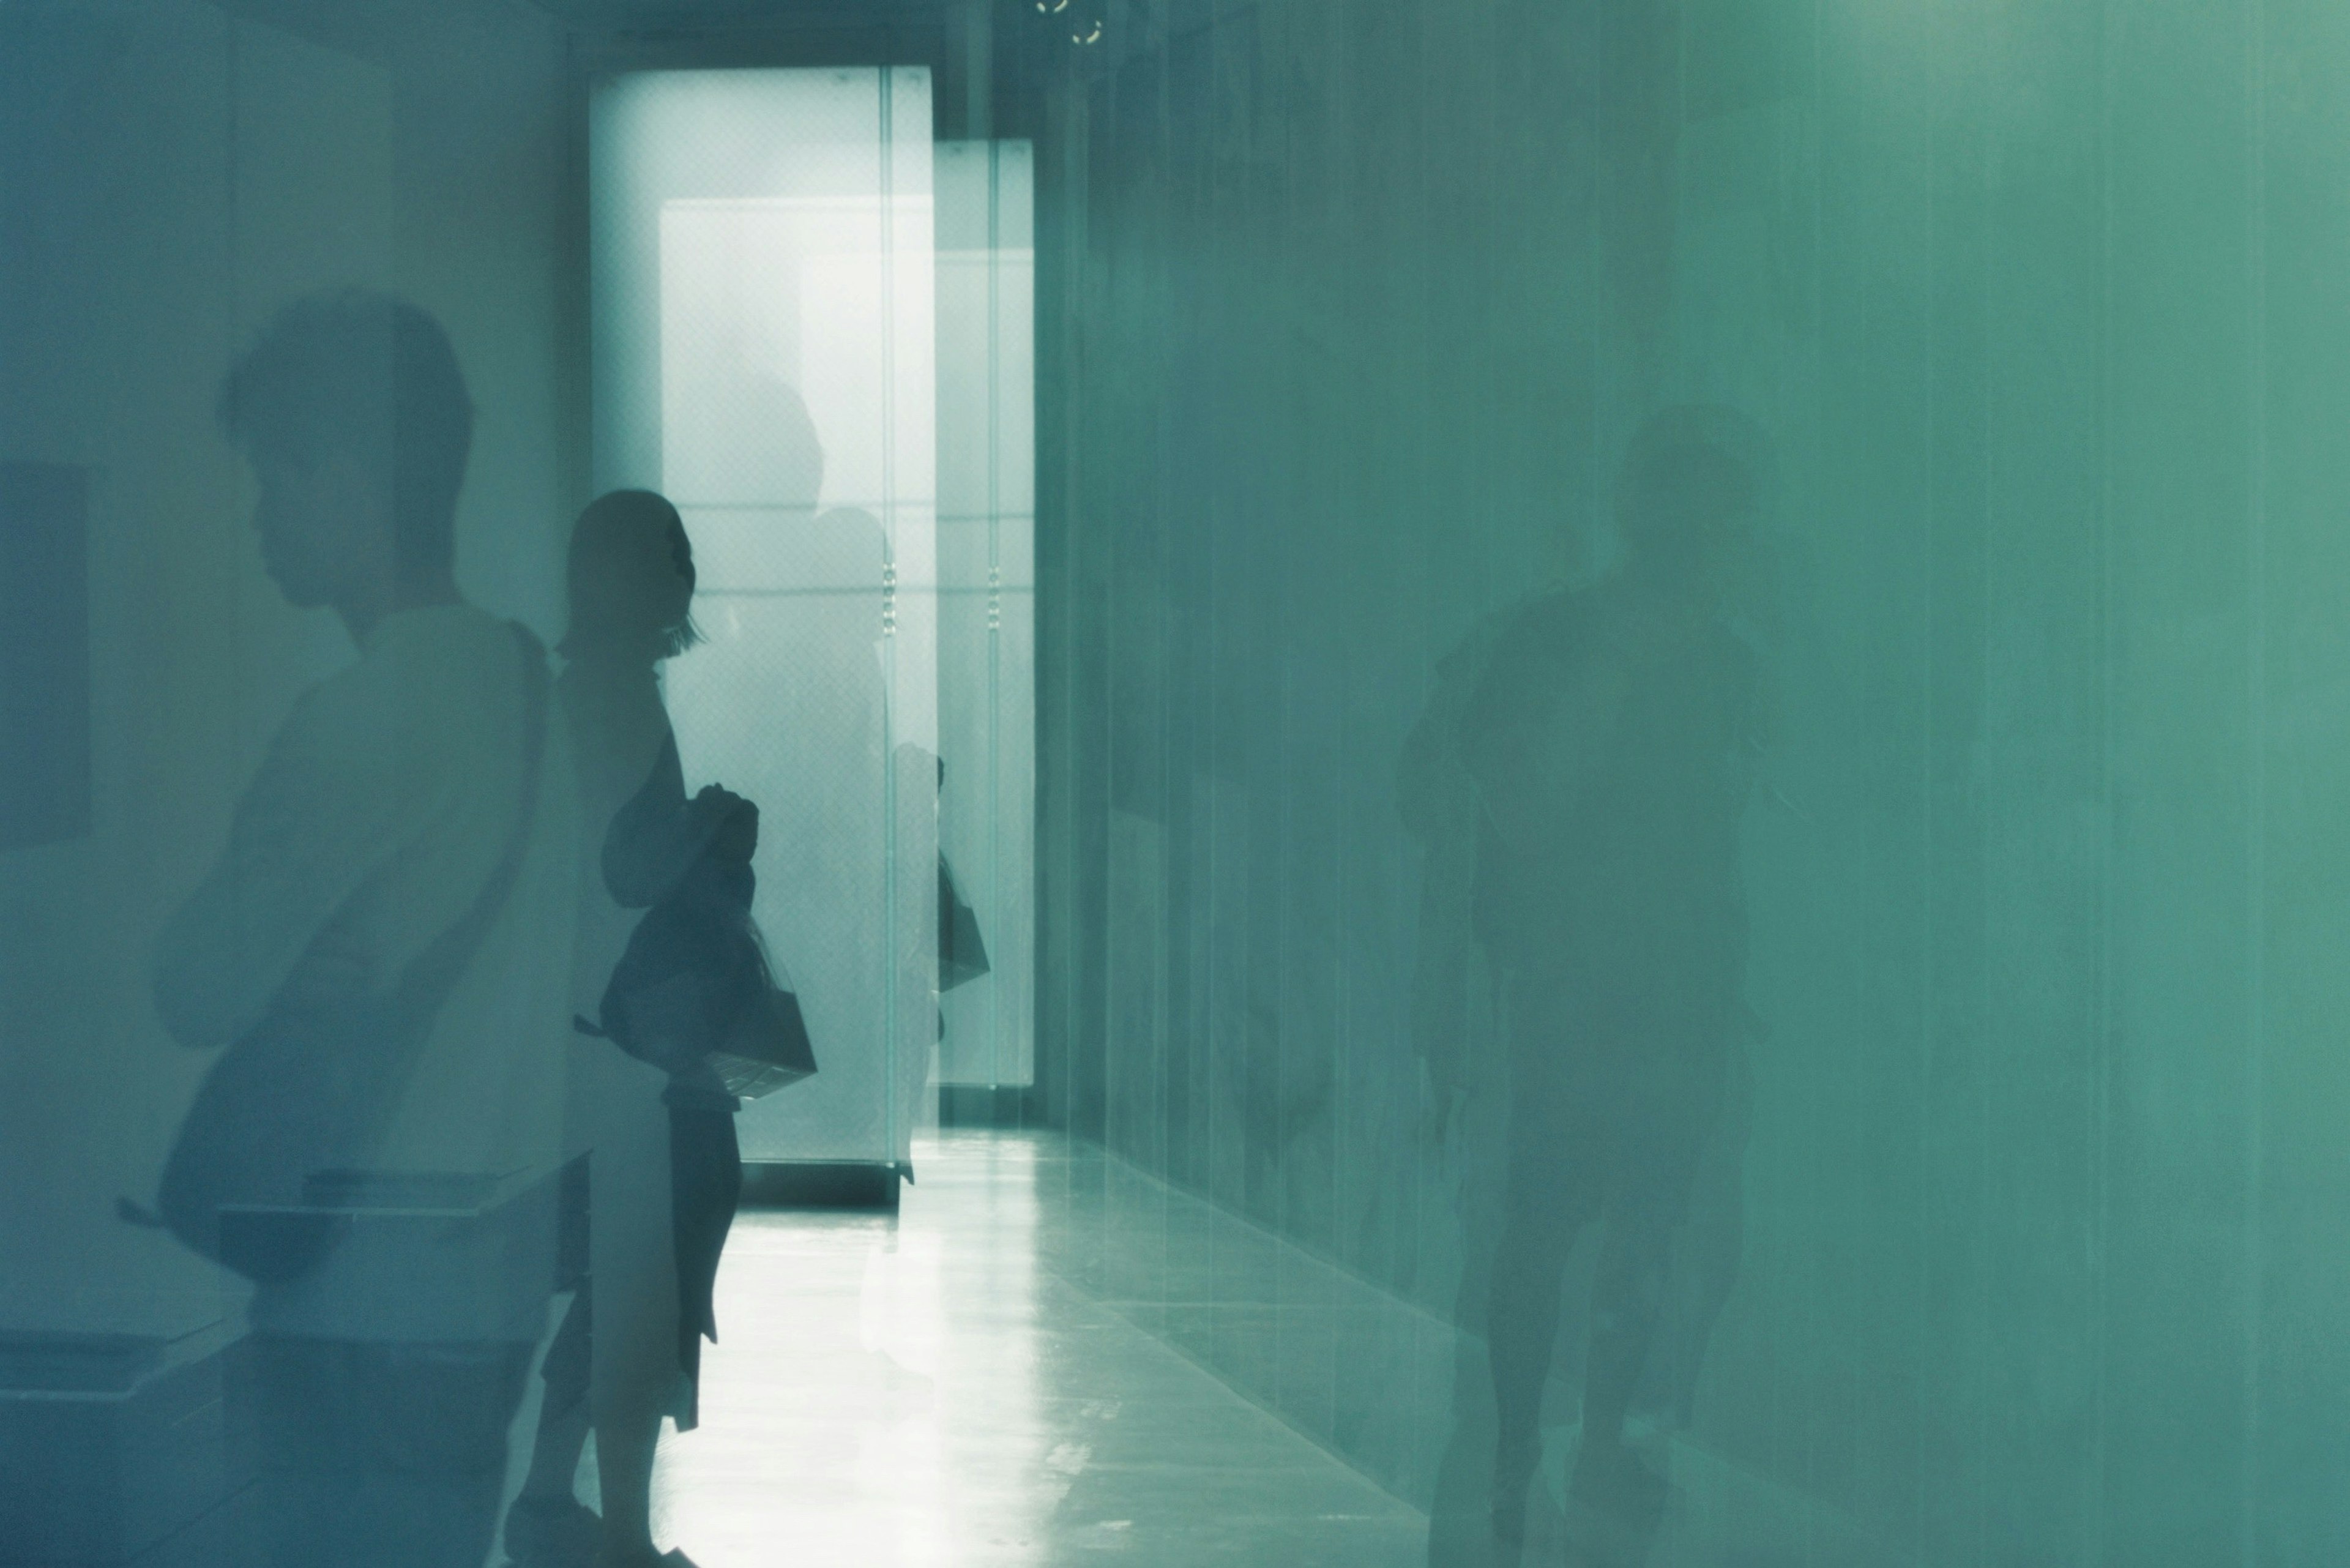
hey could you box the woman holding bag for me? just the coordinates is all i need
[507,490,749,1568]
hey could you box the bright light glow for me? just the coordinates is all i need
[592,69,939,1166]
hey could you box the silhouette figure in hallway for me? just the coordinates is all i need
[150,289,578,1568]
[1403,579,1538,1562]
[1459,406,1772,1561]
[509,488,759,1568]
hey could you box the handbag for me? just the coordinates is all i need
[143,624,550,1284]
[931,757,990,992]
[578,848,817,1102]
[937,852,990,993]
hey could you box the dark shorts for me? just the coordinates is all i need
[1499,969,1735,1235]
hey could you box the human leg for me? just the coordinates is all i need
[1580,1202,1676,1460]
[507,1290,601,1566]
[253,1335,534,1568]
[665,1085,743,1424]
[1487,1176,1592,1494]
[1572,1042,1727,1517]
[593,1395,667,1559]
[573,1056,687,1559]
[589,1261,679,1559]
[1644,1036,1752,1431]
[1485,982,1605,1549]
[1423,1028,1515,1567]
[593,1088,740,1568]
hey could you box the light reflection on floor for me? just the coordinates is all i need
[641,1131,1425,1567]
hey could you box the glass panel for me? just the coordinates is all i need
[933,140,1036,1089]
[591,68,939,1168]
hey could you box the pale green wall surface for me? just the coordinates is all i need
[0,0,572,1310]
[1,0,2343,1559]
[1033,1,2350,1561]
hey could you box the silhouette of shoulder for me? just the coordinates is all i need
[153,605,539,1049]
[1458,584,1598,752]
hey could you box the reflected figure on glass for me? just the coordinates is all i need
[1463,407,1771,1559]
[510,488,750,1568]
[149,289,580,1568]
[674,487,938,1178]
[1403,583,1534,1565]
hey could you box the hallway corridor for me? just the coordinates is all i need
[644,1132,1427,1567]
[1,1,2341,1562]
[633,1132,1897,1568]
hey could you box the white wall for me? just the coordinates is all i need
[0,0,571,1319]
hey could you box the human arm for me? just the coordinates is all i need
[152,666,450,1048]
[601,731,758,907]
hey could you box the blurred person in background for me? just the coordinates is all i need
[1463,407,1771,1558]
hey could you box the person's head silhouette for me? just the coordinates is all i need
[562,489,700,664]
[1613,404,1770,603]
[217,289,474,635]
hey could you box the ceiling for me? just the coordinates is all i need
[524,0,968,29]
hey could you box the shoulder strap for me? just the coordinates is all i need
[392,622,552,1033]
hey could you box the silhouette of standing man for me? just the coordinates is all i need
[1464,407,1768,1556]
[153,290,578,1568]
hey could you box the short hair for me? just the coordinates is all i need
[1615,404,1771,565]
[217,289,474,578]
[563,488,702,659]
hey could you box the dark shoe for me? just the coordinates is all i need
[504,1495,602,1568]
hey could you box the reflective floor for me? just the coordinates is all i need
[637,1131,1427,1567]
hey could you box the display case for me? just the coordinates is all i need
[0,1295,251,1566]
[592,67,941,1184]
[933,140,1037,1098]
